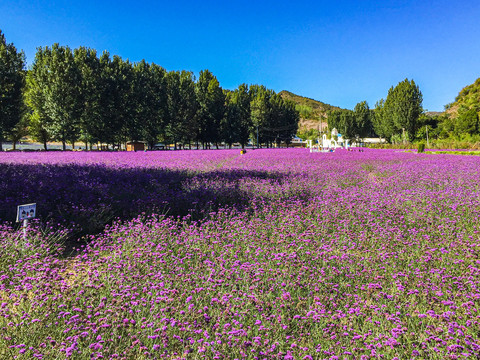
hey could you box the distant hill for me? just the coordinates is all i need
[445,77,480,116]
[279,90,342,131]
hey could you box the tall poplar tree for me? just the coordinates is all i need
[177,71,199,148]
[97,53,135,147]
[327,109,355,140]
[0,30,25,151]
[223,84,251,148]
[25,47,52,149]
[250,85,273,147]
[97,52,119,146]
[133,61,167,149]
[74,46,101,149]
[372,99,395,141]
[195,70,225,148]
[113,56,136,144]
[327,109,342,135]
[278,98,299,145]
[339,109,355,139]
[165,70,197,149]
[48,44,83,149]
[383,78,423,142]
[353,100,371,139]
[27,44,83,150]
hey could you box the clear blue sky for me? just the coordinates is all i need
[2,0,480,111]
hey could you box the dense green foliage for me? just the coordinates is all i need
[295,104,313,119]
[1,30,299,150]
[165,70,196,149]
[296,128,318,140]
[3,27,480,149]
[426,150,480,155]
[278,90,339,120]
[372,79,423,143]
[354,101,373,138]
[446,77,480,111]
[251,86,299,147]
[0,30,26,151]
[379,78,480,147]
[195,70,225,148]
[326,101,374,140]
[455,107,479,136]
[224,84,251,148]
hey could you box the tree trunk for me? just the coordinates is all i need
[0,133,3,151]
[12,141,17,150]
[62,140,66,151]
[43,139,48,151]
[71,141,75,150]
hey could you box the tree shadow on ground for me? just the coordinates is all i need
[0,163,290,249]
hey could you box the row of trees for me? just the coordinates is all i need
[371,79,479,144]
[326,101,374,140]
[0,31,299,150]
[414,107,479,145]
[327,79,423,143]
[441,107,479,137]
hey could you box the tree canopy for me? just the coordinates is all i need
[373,79,423,143]
[327,101,373,141]
[18,27,480,149]
[17,40,300,150]
[0,30,26,151]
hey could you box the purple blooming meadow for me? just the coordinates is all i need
[0,148,479,359]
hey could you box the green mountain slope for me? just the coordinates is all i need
[278,90,342,131]
[445,77,480,115]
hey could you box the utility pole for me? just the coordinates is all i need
[426,125,429,149]
[318,125,321,148]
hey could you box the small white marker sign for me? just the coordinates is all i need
[16,203,36,222]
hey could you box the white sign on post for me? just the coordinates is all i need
[16,203,36,222]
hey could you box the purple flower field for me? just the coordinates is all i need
[1,148,479,359]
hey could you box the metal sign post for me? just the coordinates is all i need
[16,203,36,241]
